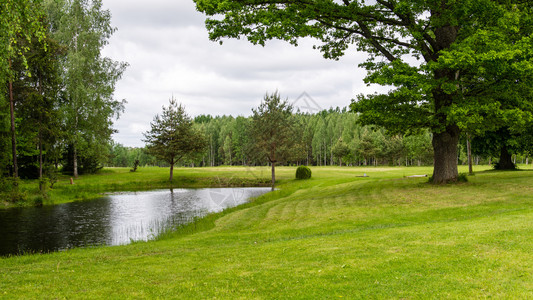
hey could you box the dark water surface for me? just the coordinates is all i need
[0,187,270,256]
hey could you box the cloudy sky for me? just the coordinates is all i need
[101,0,381,147]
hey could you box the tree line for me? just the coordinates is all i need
[1,0,127,187]
[110,97,532,171]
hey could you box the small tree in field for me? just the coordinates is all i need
[251,92,296,190]
[143,98,206,181]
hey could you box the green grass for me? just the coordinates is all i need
[1,165,532,298]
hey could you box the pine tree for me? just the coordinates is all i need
[250,92,296,190]
[143,98,206,181]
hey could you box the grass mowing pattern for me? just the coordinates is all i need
[1,166,532,298]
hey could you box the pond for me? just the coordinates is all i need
[0,187,271,256]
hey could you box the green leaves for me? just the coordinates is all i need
[50,0,128,174]
[250,92,296,163]
[143,98,206,171]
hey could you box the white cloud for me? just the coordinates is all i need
[101,0,377,147]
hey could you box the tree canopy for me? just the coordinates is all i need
[143,98,206,181]
[1,0,127,194]
[250,92,297,189]
[195,0,533,183]
[50,0,128,178]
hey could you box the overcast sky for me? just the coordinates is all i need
[101,0,382,147]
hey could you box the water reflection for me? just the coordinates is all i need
[0,187,270,256]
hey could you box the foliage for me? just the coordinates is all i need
[108,108,502,169]
[130,159,139,172]
[0,0,47,178]
[250,92,296,187]
[10,26,63,180]
[143,98,206,180]
[0,176,26,203]
[493,160,517,171]
[194,0,533,183]
[1,0,127,181]
[295,165,311,180]
[457,173,469,183]
[250,92,295,163]
[49,0,127,177]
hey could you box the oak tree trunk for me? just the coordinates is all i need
[430,22,460,183]
[498,146,515,170]
[431,125,460,183]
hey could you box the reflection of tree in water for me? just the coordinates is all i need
[49,198,113,250]
[0,188,271,256]
[0,198,113,255]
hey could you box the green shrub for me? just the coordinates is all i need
[0,177,26,203]
[295,166,312,180]
[457,173,468,183]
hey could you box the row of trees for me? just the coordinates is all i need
[192,104,435,168]
[115,92,532,188]
[114,92,533,173]
[1,0,126,185]
[109,102,436,172]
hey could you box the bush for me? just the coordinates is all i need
[0,177,26,203]
[295,166,312,180]
[130,159,140,172]
[457,173,468,183]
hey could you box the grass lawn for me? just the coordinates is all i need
[1,165,532,298]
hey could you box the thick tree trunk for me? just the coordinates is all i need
[497,146,515,170]
[431,125,459,183]
[428,19,460,183]
[8,60,18,178]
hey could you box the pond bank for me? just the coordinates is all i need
[1,166,273,208]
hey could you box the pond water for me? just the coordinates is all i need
[0,187,270,256]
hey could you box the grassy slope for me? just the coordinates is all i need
[1,166,532,298]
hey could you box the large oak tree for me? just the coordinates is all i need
[194,0,533,183]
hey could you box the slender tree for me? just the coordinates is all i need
[143,98,206,181]
[250,92,296,190]
[50,0,127,177]
[1,0,46,178]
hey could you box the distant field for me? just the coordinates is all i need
[1,165,532,298]
[6,164,498,206]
